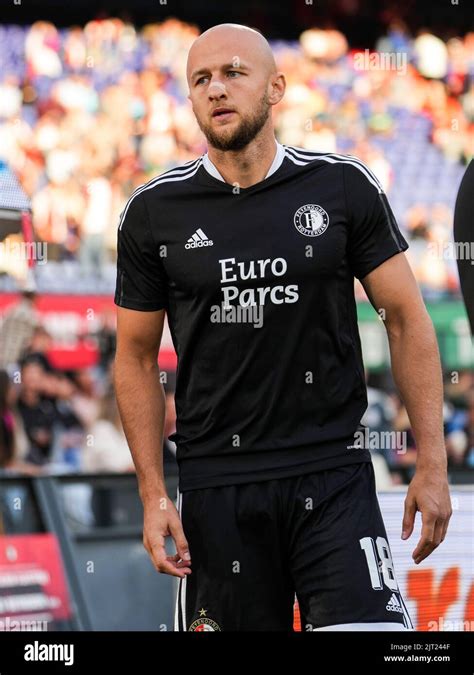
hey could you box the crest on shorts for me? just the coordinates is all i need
[188,608,221,631]
[294,204,329,237]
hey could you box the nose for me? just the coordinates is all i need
[208,80,227,101]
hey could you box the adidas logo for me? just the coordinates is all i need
[185,228,213,249]
[386,593,403,613]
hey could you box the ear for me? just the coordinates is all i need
[268,72,286,106]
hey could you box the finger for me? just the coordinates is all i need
[159,560,191,577]
[167,559,192,573]
[169,518,192,563]
[166,554,193,569]
[402,496,417,540]
[432,519,444,547]
[413,539,436,565]
[147,536,190,578]
[440,511,451,543]
[412,512,437,563]
[434,510,451,546]
[412,511,436,561]
[175,559,193,568]
[412,524,434,565]
[154,541,192,573]
[151,544,191,578]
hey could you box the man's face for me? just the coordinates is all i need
[187,38,272,151]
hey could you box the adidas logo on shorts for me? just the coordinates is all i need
[185,228,213,249]
[386,593,404,613]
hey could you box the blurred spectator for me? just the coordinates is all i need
[82,387,134,472]
[390,395,418,483]
[80,171,113,278]
[23,325,55,372]
[0,370,16,468]
[0,369,41,474]
[67,368,100,429]
[17,361,84,466]
[94,308,117,376]
[0,286,39,372]
[444,373,474,471]
[17,360,57,464]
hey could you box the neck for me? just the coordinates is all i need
[207,125,277,188]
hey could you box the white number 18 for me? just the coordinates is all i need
[360,536,399,592]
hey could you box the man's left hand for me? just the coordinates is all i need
[401,465,452,565]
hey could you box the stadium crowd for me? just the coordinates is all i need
[0,18,472,485]
[0,18,471,288]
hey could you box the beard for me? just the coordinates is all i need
[197,94,270,151]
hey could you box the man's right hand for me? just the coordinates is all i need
[143,495,192,578]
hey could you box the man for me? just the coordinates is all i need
[453,160,474,336]
[0,283,39,373]
[114,24,452,631]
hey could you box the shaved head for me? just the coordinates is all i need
[186,23,284,153]
[187,23,277,85]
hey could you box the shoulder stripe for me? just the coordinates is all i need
[123,156,202,205]
[118,158,203,230]
[284,145,384,194]
[285,145,384,193]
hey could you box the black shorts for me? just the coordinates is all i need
[174,461,413,631]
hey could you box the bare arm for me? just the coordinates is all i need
[361,252,452,564]
[114,307,191,577]
[115,307,167,499]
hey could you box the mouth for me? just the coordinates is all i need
[211,108,236,120]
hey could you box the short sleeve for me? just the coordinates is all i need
[343,161,409,280]
[114,191,168,311]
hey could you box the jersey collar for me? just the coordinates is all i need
[202,140,285,183]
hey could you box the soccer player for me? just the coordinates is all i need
[454,160,474,336]
[114,24,452,631]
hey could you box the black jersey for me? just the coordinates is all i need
[454,160,474,335]
[115,143,409,491]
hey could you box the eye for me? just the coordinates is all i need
[227,70,241,78]
[196,76,209,85]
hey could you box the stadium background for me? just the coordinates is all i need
[0,0,472,632]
